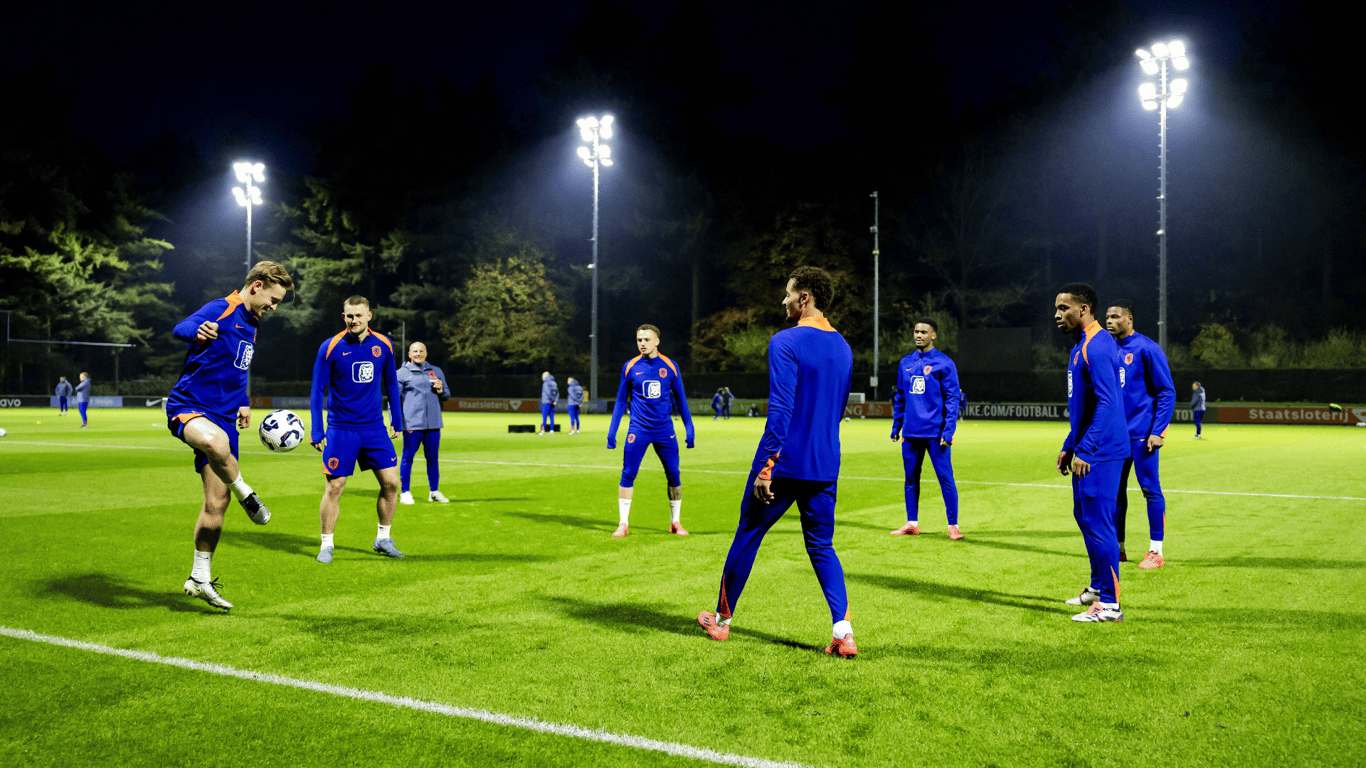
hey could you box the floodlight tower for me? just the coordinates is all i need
[232,162,266,275]
[577,115,614,401]
[870,191,880,401]
[1135,40,1189,350]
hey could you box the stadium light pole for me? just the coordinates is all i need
[232,162,265,276]
[577,115,614,402]
[1135,41,1189,351]
[870,191,880,401]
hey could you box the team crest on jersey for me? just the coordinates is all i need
[659,367,668,378]
[923,365,932,375]
[1125,353,1134,365]
[372,346,382,358]
[234,341,254,370]
[353,361,375,383]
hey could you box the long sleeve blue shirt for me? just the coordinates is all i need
[1062,321,1129,462]
[1116,331,1175,441]
[755,317,853,482]
[55,381,73,397]
[607,353,695,447]
[75,378,92,403]
[311,330,402,442]
[396,361,449,431]
[166,292,257,419]
[890,347,960,442]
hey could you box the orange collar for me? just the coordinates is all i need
[1082,320,1102,338]
[797,316,837,332]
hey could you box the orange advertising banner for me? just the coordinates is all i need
[1214,406,1358,425]
[441,398,542,413]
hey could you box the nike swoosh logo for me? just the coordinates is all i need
[146,398,164,407]
[343,351,352,356]
[236,324,244,329]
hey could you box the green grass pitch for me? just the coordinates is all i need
[2,408,1363,767]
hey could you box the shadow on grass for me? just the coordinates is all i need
[957,535,1085,559]
[544,596,822,652]
[502,510,614,532]
[230,531,371,558]
[41,573,202,613]
[847,572,1068,616]
[1183,556,1365,570]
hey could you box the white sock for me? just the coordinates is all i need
[1100,601,1120,610]
[832,619,853,638]
[909,519,918,527]
[191,550,212,582]
[321,533,334,550]
[669,499,681,523]
[618,498,631,526]
[377,524,391,541]
[717,614,731,626]
[1151,540,1164,556]
[229,474,252,503]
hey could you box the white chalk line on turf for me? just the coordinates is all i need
[0,626,816,768]
[5,440,1363,502]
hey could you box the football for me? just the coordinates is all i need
[259,409,305,452]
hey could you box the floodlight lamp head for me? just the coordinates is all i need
[1139,83,1158,101]
[1142,100,1158,111]
[1165,93,1184,109]
[1135,48,1152,60]
[1171,78,1188,95]
[1151,42,1169,58]
[597,144,611,159]
[600,115,614,138]
[233,187,249,207]
[1173,56,1190,71]
[1168,40,1186,56]
[1140,59,1159,76]
[578,146,592,160]
[601,158,613,166]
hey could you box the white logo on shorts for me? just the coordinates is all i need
[645,380,661,399]
[353,361,375,383]
[235,341,254,370]
[910,375,926,395]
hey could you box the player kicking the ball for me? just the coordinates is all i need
[311,296,404,563]
[167,261,293,610]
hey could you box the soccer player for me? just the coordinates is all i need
[75,372,91,427]
[167,261,292,610]
[698,267,858,656]
[889,317,962,539]
[606,324,696,537]
[1105,301,1175,569]
[721,387,733,419]
[1055,283,1129,623]
[1190,382,1206,438]
[539,372,559,435]
[397,341,450,505]
[310,296,404,563]
[567,377,584,434]
[55,376,72,416]
[711,389,723,421]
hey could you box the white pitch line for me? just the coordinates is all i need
[4,441,1363,502]
[0,626,816,768]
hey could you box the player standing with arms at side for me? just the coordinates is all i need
[698,267,858,656]
[1055,283,1129,623]
[889,317,962,539]
[539,372,559,435]
[606,324,696,537]
[167,261,292,610]
[75,372,91,427]
[55,376,73,416]
[1105,301,1175,568]
[397,341,451,505]
[566,377,584,434]
[311,296,404,563]
[1190,382,1206,438]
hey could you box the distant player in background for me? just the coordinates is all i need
[606,324,696,537]
[889,317,962,539]
[698,266,858,656]
[567,377,584,434]
[397,341,450,505]
[721,387,733,419]
[711,389,723,421]
[166,261,292,610]
[1190,382,1206,438]
[1105,302,1174,569]
[1055,283,1128,623]
[540,371,559,435]
[75,372,91,427]
[55,376,72,416]
[311,296,404,563]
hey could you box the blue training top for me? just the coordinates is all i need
[1116,331,1175,441]
[607,353,695,446]
[756,317,853,482]
[891,347,960,442]
[1062,320,1129,462]
[310,330,403,442]
[166,291,258,420]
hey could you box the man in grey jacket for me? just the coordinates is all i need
[75,372,92,427]
[397,342,451,504]
[540,372,559,435]
[567,377,584,434]
[1190,381,1206,438]
[55,376,73,415]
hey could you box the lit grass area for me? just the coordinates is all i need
[2,408,1363,767]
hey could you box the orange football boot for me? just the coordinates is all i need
[1138,551,1165,569]
[825,634,858,657]
[697,611,729,641]
[611,524,629,538]
[669,522,690,536]
[890,522,920,536]
[948,525,963,540]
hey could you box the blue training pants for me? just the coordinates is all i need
[901,437,959,525]
[1073,459,1123,604]
[401,429,441,494]
[541,403,555,431]
[1115,439,1165,544]
[568,405,580,430]
[59,396,68,413]
[715,465,848,625]
[78,402,88,424]
[619,430,680,487]
[1193,409,1204,435]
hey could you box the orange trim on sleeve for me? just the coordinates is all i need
[371,332,394,354]
[757,455,777,480]
[658,354,680,377]
[797,316,838,332]
[623,355,642,376]
[214,291,245,322]
[324,331,347,360]
[1080,320,1102,365]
